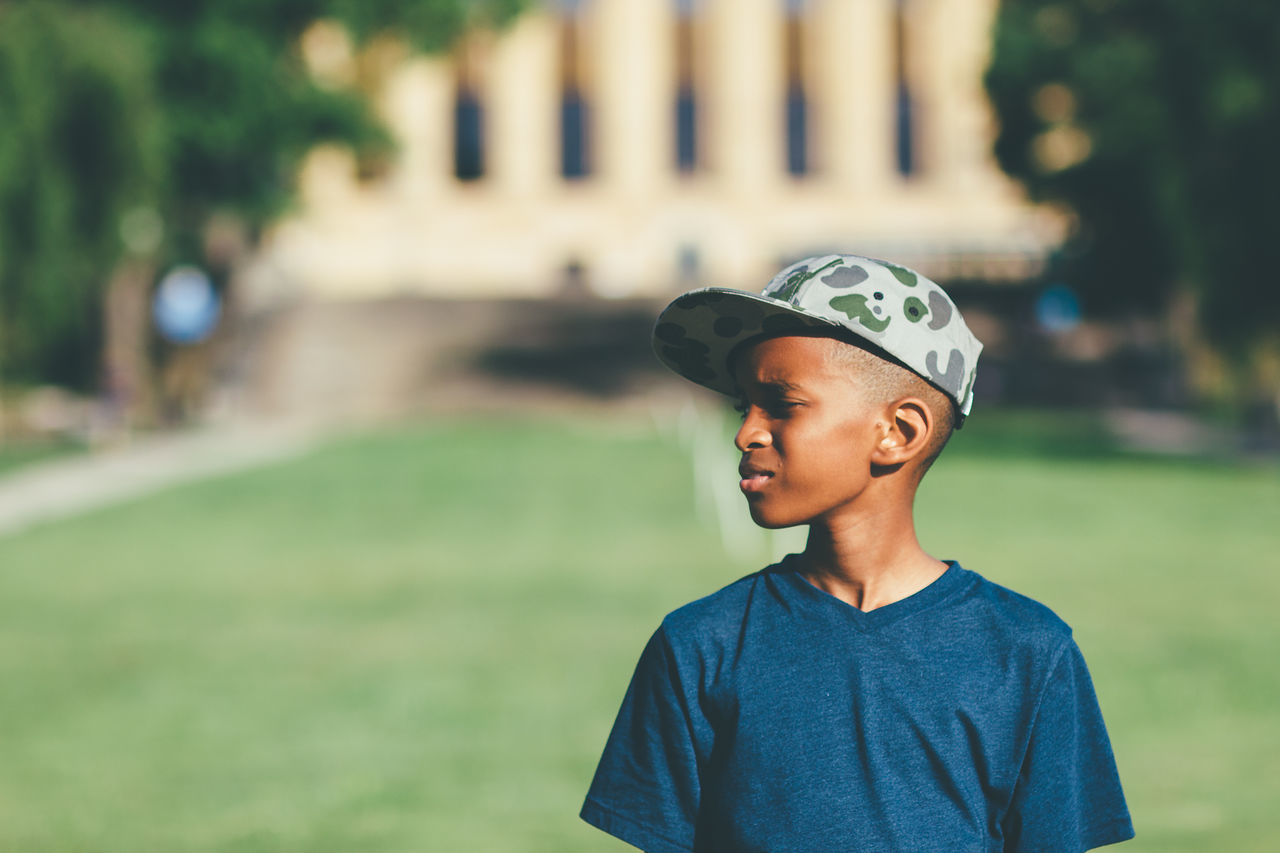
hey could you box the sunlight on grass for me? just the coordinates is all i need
[0,412,1276,851]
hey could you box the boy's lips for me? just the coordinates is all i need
[738,462,774,493]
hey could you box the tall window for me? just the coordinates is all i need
[674,2,698,172]
[784,4,808,177]
[452,39,485,181]
[893,0,916,177]
[559,11,591,179]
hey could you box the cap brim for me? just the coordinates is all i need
[651,288,845,396]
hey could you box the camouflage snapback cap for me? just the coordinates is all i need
[652,254,984,419]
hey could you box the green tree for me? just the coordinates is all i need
[985,0,1280,364]
[0,2,161,388]
[0,0,520,403]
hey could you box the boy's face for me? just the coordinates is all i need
[732,335,884,530]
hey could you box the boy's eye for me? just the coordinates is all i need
[734,397,801,419]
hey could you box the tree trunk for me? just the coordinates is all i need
[101,259,157,433]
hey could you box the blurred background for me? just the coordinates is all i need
[0,0,1277,850]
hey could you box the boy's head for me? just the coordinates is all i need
[652,254,982,526]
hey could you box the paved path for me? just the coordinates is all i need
[0,422,320,538]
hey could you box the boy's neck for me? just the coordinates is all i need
[799,503,946,613]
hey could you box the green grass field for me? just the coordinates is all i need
[0,435,85,477]
[0,410,1276,851]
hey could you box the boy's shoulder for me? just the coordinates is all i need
[961,569,1076,641]
[659,567,772,639]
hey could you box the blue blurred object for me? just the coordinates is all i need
[153,266,221,344]
[1035,283,1082,333]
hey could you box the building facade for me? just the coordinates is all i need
[244,0,1058,309]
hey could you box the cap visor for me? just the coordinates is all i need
[651,288,843,395]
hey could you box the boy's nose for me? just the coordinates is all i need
[734,410,772,451]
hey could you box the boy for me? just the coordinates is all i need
[581,255,1133,851]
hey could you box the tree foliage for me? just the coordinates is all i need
[0,2,161,386]
[0,0,521,389]
[985,0,1280,357]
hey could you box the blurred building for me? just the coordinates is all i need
[230,0,1063,420]
[243,0,1057,308]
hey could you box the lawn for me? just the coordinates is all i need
[0,409,1276,851]
[0,435,86,477]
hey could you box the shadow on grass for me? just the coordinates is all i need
[469,299,661,397]
[946,407,1274,470]
[947,409,1123,461]
[0,437,87,478]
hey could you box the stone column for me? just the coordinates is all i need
[702,0,786,192]
[912,0,1005,195]
[808,0,898,193]
[488,9,560,196]
[380,55,455,198]
[583,0,676,196]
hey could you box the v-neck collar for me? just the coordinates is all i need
[768,554,971,632]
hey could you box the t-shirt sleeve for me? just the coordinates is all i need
[1004,638,1135,852]
[581,623,712,853]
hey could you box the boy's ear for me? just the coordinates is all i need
[870,397,932,467]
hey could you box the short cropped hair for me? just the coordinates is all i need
[820,334,956,480]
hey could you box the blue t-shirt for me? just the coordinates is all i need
[581,559,1133,852]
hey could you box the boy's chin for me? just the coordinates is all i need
[747,505,807,531]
